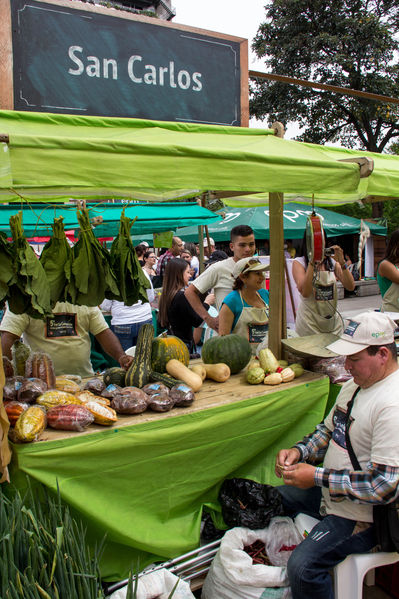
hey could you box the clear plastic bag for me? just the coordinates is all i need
[265,517,302,567]
[310,355,351,384]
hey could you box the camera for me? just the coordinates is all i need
[324,247,334,257]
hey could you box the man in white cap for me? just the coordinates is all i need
[203,236,215,258]
[274,311,399,599]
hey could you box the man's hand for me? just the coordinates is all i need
[119,354,133,370]
[282,463,316,489]
[275,447,301,477]
[205,313,219,332]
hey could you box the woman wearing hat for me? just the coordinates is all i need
[218,258,270,353]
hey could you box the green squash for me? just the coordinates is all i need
[125,324,154,388]
[103,367,126,387]
[151,335,189,373]
[202,334,252,374]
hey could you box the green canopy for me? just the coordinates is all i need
[0,202,221,238]
[174,203,386,243]
[0,110,366,203]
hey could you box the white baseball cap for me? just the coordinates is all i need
[203,237,215,247]
[326,311,397,356]
[233,257,270,279]
[139,241,149,247]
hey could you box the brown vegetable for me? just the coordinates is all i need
[3,377,24,402]
[142,382,169,396]
[101,384,123,399]
[111,395,148,415]
[147,393,174,412]
[18,378,48,403]
[169,384,195,407]
[83,378,105,394]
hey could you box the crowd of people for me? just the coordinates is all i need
[3,225,399,375]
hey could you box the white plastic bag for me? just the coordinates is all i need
[202,517,300,599]
[266,517,302,567]
[110,568,195,599]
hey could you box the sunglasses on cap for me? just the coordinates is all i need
[241,258,262,273]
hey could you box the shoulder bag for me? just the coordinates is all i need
[345,387,399,552]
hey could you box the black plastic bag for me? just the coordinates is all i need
[218,478,284,529]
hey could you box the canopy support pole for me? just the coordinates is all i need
[269,192,286,358]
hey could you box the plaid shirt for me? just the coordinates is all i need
[295,423,399,505]
[156,250,174,276]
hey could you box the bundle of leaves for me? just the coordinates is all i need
[66,208,120,306]
[40,217,73,307]
[0,231,16,311]
[0,483,105,598]
[110,209,150,306]
[8,211,52,319]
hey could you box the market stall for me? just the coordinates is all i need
[8,370,329,580]
[2,109,399,586]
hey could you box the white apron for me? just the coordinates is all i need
[381,272,399,313]
[295,269,343,336]
[232,291,269,354]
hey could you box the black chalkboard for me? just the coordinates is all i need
[11,0,243,125]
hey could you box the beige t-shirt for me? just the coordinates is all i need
[1,302,108,377]
[321,371,399,522]
[192,258,236,311]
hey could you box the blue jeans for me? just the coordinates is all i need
[278,486,377,599]
[111,319,152,351]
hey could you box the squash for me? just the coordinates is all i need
[166,359,203,392]
[203,363,230,383]
[258,348,280,374]
[190,364,207,381]
[151,335,190,373]
[103,367,126,387]
[246,367,265,384]
[202,334,251,374]
[149,371,183,388]
[125,324,154,388]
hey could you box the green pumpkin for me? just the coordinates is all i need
[103,367,126,387]
[151,336,190,373]
[246,367,266,384]
[202,334,252,374]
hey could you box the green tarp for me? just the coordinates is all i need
[174,203,386,242]
[8,376,329,581]
[0,202,221,238]
[0,110,365,203]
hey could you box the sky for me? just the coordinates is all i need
[171,0,300,136]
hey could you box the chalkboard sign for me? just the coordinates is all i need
[7,0,247,125]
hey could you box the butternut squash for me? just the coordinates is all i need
[166,359,203,392]
[203,363,230,383]
[190,364,207,381]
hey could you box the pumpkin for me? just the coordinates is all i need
[202,334,251,374]
[103,367,126,387]
[151,335,189,373]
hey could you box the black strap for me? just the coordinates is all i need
[344,386,361,471]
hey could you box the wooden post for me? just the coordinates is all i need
[268,192,285,358]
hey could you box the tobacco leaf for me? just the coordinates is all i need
[0,231,16,309]
[8,211,52,319]
[109,209,150,306]
[66,208,120,306]
[40,217,73,307]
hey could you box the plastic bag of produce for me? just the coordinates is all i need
[218,478,283,529]
[109,568,195,599]
[202,520,299,599]
[309,355,351,384]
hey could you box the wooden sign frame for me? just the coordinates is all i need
[0,0,249,126]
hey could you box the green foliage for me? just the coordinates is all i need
[250,0,399,152]
[0,483,105,598]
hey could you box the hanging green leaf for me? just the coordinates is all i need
[8,212,52,319]
[40,218,72,307]
[110,209,150,306]
[66,208,120,306]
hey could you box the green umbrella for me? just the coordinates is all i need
[176,203,386,242]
